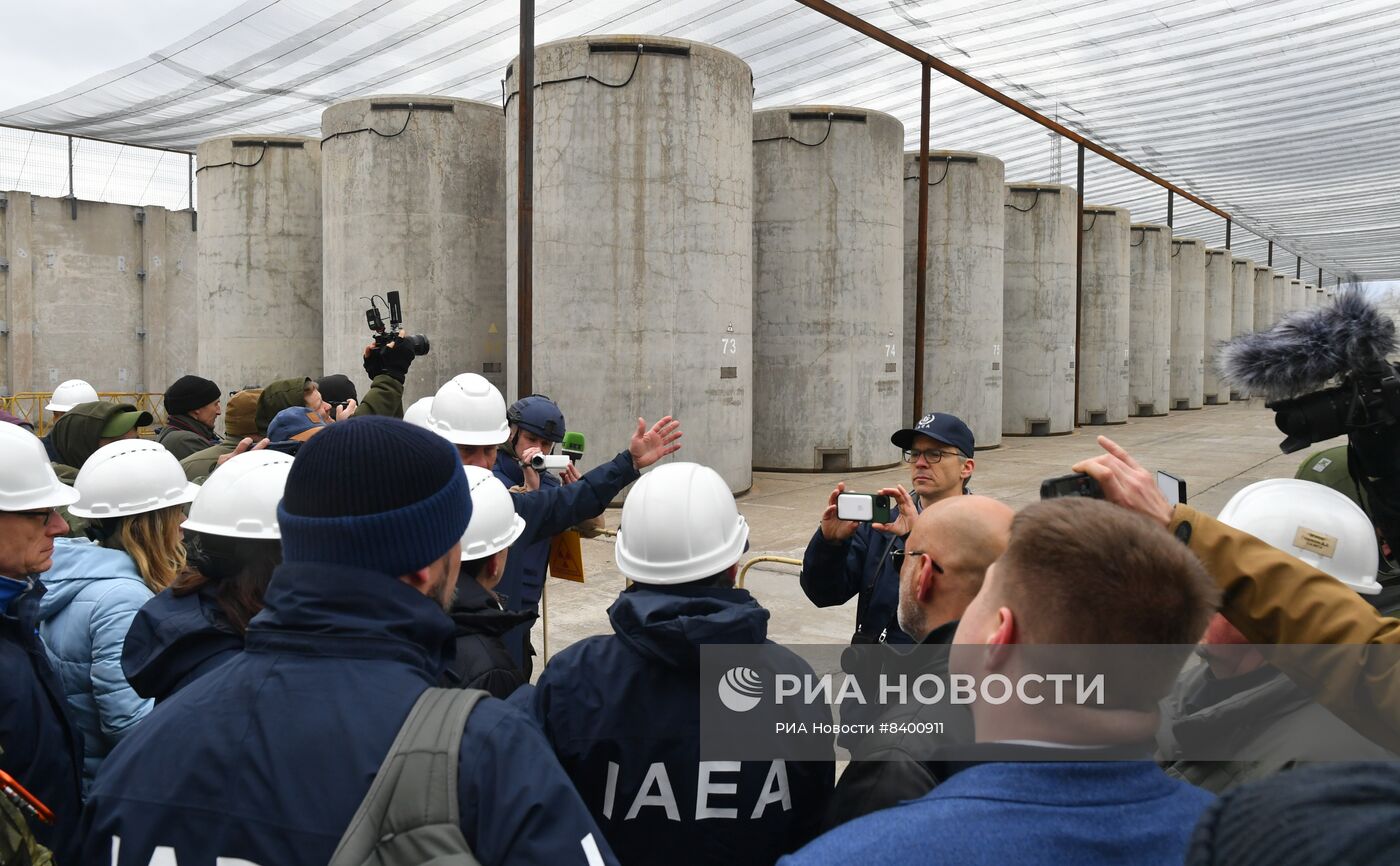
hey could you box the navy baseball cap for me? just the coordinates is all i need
[891,412,975,458]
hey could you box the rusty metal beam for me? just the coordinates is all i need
[912,62,930,422]
[517,0,535,397]
[1074,144,1084,427]
[791,0,1229,220]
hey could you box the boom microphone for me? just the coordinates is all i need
[1218,288,1397,400]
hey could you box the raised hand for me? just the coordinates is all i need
[629,416,683,469]
[819,482,860,543]
[1071,436,1174,527]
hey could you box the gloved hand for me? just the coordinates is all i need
[377,332,417,384]
[362,340,387,380]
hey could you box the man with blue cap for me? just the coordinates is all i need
[800,412,976,646]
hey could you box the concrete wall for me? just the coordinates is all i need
[1288,278,1306,315]
[1002,183,1077,436]
[1270,273,1288,325]
[1,191,198,396]
[1202,248,1232,404]
[1077,205,1131,425]
[902,151,1004,448]
[1128,223,1171,416]
[195,135,322,392]
[1169,237,1205,410]
[321,96,506,405]
[752,107,903,471]
[506,36,753,494]
[1229,257,1255,401]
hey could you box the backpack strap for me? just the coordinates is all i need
[329,687,487,865]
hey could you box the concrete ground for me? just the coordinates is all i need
[534,400,1340,666]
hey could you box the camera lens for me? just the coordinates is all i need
[408,334,431,356]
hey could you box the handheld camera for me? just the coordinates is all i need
[529,453,572,471]
[365,291,430,356]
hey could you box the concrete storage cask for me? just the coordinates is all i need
[1076,205,1131,425]
[902,150,1005,448]
[1169,237,1206,410]
[321,96,506,404]
[195,135,322,390]
[1202,248,1232,405]
[506,36,753,493]
[1001,183,1076,436]
[1229,257,1256,400]
[752,107,903,471]
[1252,266,1275,332]
[1270,273,1288,325]
[1128,223,1171,417]
[1288,278,1306,314]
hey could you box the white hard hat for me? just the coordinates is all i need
[424,373,510,446]
[1217,478,1381,595]
[70,439,200,519]
[182,451,294,540]
[460,465,527,561]
[0,423,80,511]
[46,379,99,413]
[403,396,435,429]
[615,462,749,585]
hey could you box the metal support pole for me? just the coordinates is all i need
[1267,241,1273,266]
[1224,218,1231,250]
[1166,190,1173,228]
[66,136,76,220]
[1296,256,1302,279]
[516,0,535,398]
[1317,266,1323,286]
[912,62,931,422]
[187,153,197,230]
[1074,143,1084,427]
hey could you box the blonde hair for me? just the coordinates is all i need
[114,506,189,594]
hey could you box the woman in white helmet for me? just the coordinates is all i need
[441,465,535,698]
[122,451,293,703]
[38,439,199,787]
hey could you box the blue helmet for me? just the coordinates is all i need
[507,394,565,443]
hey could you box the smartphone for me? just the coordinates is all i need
[837,493,894,523]
[1156,470,1187,506]
[1039,472,1104,500]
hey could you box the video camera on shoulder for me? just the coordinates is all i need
[364,291,431,356]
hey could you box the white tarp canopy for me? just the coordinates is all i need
[2,0,1396,280]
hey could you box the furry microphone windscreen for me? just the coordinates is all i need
[1217,288,1397,400]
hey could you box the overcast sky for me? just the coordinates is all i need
[0,1,246,108]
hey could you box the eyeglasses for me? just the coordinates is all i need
[901,448,961,464]
[3,507,61,522]
[890,548,944,574]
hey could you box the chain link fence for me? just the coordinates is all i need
[0,125,195,211]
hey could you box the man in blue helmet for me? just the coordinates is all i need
[492,395,602,671]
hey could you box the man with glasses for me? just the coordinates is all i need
[800,413,976,646]
[0,423,84,862]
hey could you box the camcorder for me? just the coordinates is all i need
[530,431,585,472]
[1219,288,1400,548]
[365,291,430,356]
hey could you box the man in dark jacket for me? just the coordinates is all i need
[156,374,223,460]
[0,422,85,863]
[80,417,617,865]
[443,465,534,698]
[523,462,834,865]
[824,495,1012,828]
[426,373,682,673]
[49,401,152,483]
[800,412,976,646]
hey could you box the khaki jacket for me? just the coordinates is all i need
[1169,504,1400,753]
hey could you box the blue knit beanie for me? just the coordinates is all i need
[277,416,471,576]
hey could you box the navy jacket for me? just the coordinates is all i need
[496,450,639,664]
[80,562,618,866]
[122,585,244,702]
[0,578,84,865]
[800,521,915,645]
[782,760,1214,866]
[525,584,834,866]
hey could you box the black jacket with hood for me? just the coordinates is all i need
[122,585,244,702]
[441,578,535,699]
